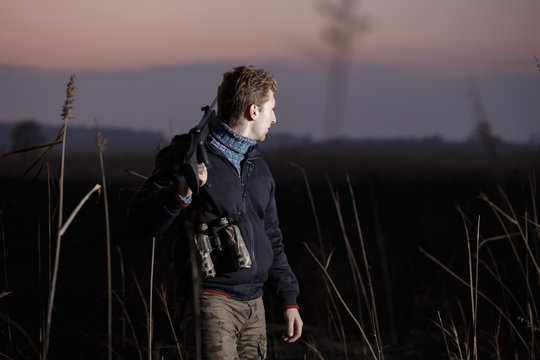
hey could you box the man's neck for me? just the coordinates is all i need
[229,119,255,141]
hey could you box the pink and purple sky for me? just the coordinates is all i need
[1,0,539,142]
[2,0,538,75]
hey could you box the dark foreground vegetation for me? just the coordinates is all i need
[1,141,540,359]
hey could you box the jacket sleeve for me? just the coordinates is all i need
[265,178,300,308]
[127,144,188,237]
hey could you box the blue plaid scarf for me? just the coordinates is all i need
[209,118,257,175]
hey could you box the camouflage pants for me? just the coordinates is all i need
[177,291,267,360]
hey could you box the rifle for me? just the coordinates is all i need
[182,98,217,196]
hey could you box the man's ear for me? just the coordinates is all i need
[245,104,258,121]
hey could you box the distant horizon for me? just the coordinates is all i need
[2,60,540,144]
[1,115,539,147]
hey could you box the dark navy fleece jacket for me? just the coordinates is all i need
[127,134,299,308]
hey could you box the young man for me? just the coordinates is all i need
[128,66,302,359]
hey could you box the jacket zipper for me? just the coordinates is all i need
[209,146,260,299]
[240,160,258,299]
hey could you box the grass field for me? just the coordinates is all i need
[1,137,539,359]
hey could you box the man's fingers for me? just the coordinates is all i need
[290,321,302,342]
[197,163,208,187]
[288,320,294,337]
[282,308,303,343]
[281,326,301,343]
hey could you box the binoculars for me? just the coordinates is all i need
[193,218,252,279]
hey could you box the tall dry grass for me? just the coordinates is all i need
[96,123,113,360]
[292,161,385,359]
[0,74,107,359]
[43,74,77,360]
[421,179,540,359]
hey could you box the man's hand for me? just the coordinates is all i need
[281,308,303,343]
[177,163,208,197]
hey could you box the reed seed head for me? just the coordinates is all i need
[95,128,108,151]
[61,74,77,120]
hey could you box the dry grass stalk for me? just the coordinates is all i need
[300,337,325,360]
[45,162,52,354]
[473,217,480,360]
[449,318,465,360]
[29,126,65,178]
[326,295,348,355]
[124,169,149,180]
[431,311,469,360]
[37,218,43,351]
[517,315,540,332]
[528,173,538,235]
[156,284,184,359]
[43,75,76,360]
[14,73,75,178]
[437,311,452,358]
[132,266,155,359]
[346,175,384,358]
[498,187,540,274]
[43,183,101,356]
[481,192,540,327]
[368,186,397,345]
[476,256,523,314]
[323,248,349,355]
[478,232,529,247]
[288,162,349,351]
[27,126,65,178]
[0,122,66,179]
[0,313,40,357]
[116,245,127,352]
[0,141,62,160]
[419,246,528,349]
[459,212,481,360]
[287,161,325,260]
[58,184,102,236]
[327,178,369,318]
[113,291,144,360]
[1,206,12,347]
[481,192,540,279]
[527,303,535,352]
[57,73,76,230]
[438,310,467,360]
[488,314,502,360]
[304,242,378,359]
[133,272,149,320]
[481,198,536,303]
[96,123,113,360]
[0,351,13,360]
[149,237,156,360]
[46,163,53,288]
[458,206,535,348]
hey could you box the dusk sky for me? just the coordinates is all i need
[2,0,538,74]
[1,0,539,142]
